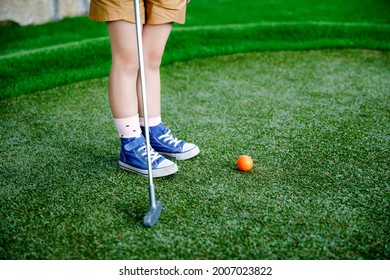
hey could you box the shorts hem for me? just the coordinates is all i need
[88,1,186,24]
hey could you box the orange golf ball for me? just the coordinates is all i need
[237,155,253,172]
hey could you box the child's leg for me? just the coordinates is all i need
[139,23,200,160]
[138,23,173,118]
[107,20,139,119]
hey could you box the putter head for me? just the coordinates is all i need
[143,200,162,227]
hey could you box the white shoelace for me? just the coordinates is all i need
[158,129,182,147]
[137,144,161,163]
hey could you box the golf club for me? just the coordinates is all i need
[134,0,162,227]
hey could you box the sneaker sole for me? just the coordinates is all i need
[118,161,178,178]
[159,145,200,160]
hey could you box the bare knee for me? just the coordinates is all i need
[112,53,139,76]
[144,49,163,71]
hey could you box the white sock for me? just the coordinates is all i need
[139,116,162,127]
[114,115,142,138]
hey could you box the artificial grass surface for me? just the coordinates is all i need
[1,49,389,259]
[1,0,390,100]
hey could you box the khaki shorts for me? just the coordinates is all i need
[89,0,187,24]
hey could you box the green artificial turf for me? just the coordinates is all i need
[1,49,389,259]
[1,0,390,100]
[1,0,389,260]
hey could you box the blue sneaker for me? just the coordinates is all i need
[142,123,200,160]
[118,136,178,178]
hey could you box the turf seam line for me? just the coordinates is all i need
[174,21,390,31]
[0,37,109,59]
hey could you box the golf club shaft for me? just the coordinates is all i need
[134,0,156,209]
